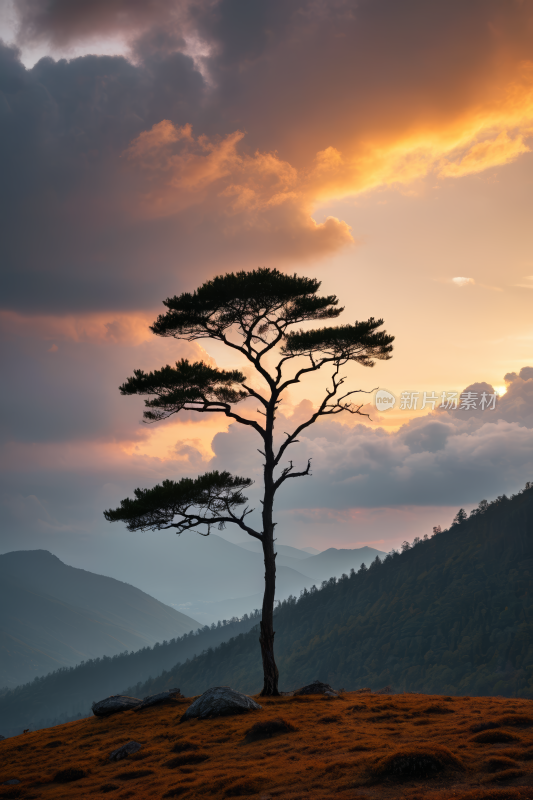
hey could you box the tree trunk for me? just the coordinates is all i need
[259,532,279,696]
[260,403,280,696]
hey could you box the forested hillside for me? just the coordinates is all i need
[131,483,533,700]
[2,483,532,736]
[0,613,261,736]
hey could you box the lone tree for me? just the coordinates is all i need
[104,268,394,695]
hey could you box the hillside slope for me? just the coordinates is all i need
[0,614,263,735]
[1,691,533,800]
[131,484,533,699]
[0,551,199,687]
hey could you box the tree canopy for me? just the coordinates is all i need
[105,267,394,694]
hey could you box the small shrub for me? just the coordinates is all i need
[225,777,264,796]
[115,770,154,780]
[53,768,86,783]
[494,714,533,728]
[482,756,519,772]
[244,717,296,741]
[171,741,200,753]
[471,730,520,744]
[99,784,119,793]
[371,745,463,780]
[43,740,63,748]
[471,721,499,733]
[423,704,454,714]
[2,790,23,800]
[482,769,525,783]
[455,789,533,800]
[318,715,339,723]
[164,753,209,768]
[163,788,189,798]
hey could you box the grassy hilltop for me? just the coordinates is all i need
[1,691,533,799]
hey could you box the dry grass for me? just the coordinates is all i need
[1,692,533,798]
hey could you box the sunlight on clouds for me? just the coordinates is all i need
[122,63,533,233]
[439,131,530,178]
[514,276,533,288]
[0,310,156,345]
[452,277,475,287]
[122,417,230,462]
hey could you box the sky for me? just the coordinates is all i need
[1,0,533,589]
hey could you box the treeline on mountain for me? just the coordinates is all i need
[0,612,261,735]
[129,483,533,700]
[2,483,532,736]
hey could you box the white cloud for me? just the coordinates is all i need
[452,276,475,287]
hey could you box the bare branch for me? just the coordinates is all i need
[274,458,312,490]
[274,365,377,466]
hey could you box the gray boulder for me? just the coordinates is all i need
[92,695,142,717]
[135,689,182,711]
[180,687,262,722]
[109,741,142,762]
[294,680,339,697]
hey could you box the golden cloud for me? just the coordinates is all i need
[440,131,530,177]
[124,64,533,224]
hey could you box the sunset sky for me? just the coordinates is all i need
[1,0,533,583]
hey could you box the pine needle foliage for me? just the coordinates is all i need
[119,361,248,423]
[104,472,252,533]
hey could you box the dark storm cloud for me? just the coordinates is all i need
[13,0,180,47]
[0,40,210,312]
[3,0,533,312]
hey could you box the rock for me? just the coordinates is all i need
[0,735,6,741]
[180,687,262,722]
[109,741,143,762]
[3,780,20,785]
[294,680,339,697]
[135,689,183,711]
[91,695,142,717]
[374,685,394,694]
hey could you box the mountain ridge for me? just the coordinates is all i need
[0,550,199,688]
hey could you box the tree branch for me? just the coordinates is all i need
[274,362,376,466]
[274,458,312,491]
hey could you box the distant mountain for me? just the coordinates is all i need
[127,483,533,700]
[181,541,385,622]
[235,540,314,559]
[0,613,262,735]
[0,551,199,688]
[234,538,385,579]
[67,534,312,625]
[294,546,386,581]
[300,546,321,555]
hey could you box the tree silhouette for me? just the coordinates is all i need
[104,268,394,695]
[452,508,468,526]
